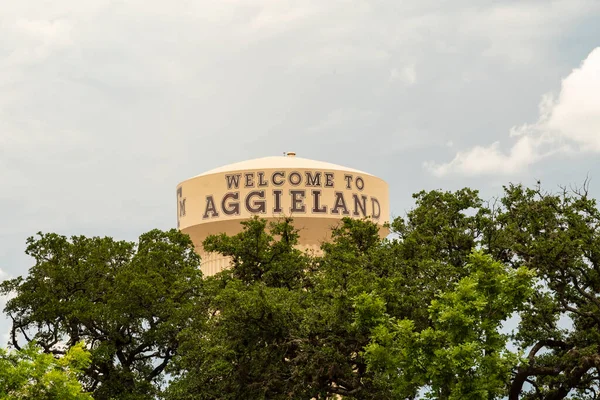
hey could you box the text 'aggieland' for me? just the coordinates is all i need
[201,171,381,219]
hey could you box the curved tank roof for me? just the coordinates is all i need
[189,154,373,179]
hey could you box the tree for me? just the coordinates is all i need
[7,183,600,399]
[168,212,529,399]
[493,184,600,400]
[202,217,308,289]
[1,229,203,399]
[166,217,311,400]
[169,183,600,399]
[0,342,91,399]
[366,183,600,399]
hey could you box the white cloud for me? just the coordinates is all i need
[390,65,417,85]
[0,0,598,284]
[2,18,72,66]
[547,51,600,152]
[427,47,600,177]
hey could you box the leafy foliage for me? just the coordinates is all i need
[494,184,600,400]
[0,342,91,399]
[363,252,534,399]
[169,184,600,399]
[1,229,203,399]
[167,218,310,400]
[169,211,532,399]
[5,183,600,400]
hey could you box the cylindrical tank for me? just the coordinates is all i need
[176,153,389,276]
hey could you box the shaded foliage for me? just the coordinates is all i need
[6,183,600,400]
[1,229,203,399]
[170,183,600,400]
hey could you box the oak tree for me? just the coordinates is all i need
[1,229,203,399]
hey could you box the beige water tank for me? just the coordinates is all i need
[176,153,389,276]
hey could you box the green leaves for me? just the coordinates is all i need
[362,252,534,400]
[0,342,92,399]
[6,183,600,399]
[203,217,307,289]
[170,210,541,399]
[168,218,311,399]
[1,229,203,399]
[169,280,306,400]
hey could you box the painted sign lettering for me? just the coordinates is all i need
[191,170,381,221]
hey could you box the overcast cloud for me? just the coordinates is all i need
[1,0,600,340]
[428,47,600,176]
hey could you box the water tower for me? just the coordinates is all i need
[176,153,389,276]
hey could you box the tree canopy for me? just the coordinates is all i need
[1,229,203,399]
[3,183,600,399]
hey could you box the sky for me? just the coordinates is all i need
[1,0,600,342]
